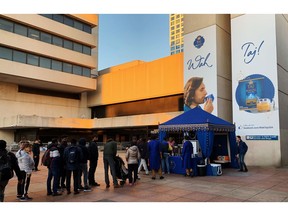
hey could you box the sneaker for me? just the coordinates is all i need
[160,176,164,180]
[84,186,92,192]
[90,182,100,187]
[78,185,84,191]
[24,195,33,200]
[151,177,156,180]
[67,191,71,195]
[106,184,110,188]
[19,196,28,201]
[16,195,22,199]
[52,192,62,196]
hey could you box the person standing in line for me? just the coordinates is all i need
[148,135,164,180]
[64,138,82,195]
[77,138,92,192]
[161,137,170,175]
[46,138,62,196]
[88,135,100,187]
[137,137,149,175]
[168,137,175,156]
[236,136,248,172]
[58,136,68,190]
[103,136,121,188]
[181,136,194,177]
[32,140,41,171]
[16,141,35,201]
[0,140,23,202]
[126,141,140,186]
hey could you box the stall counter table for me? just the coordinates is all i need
[169,156,201,176]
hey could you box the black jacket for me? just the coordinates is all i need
[137,141,148,159]
[0,149,23,181]
[88,141,99,162]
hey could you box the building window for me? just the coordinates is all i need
[82,67,91,77]
[27,54,39,66]
[63,16,74,27]
[28,28,40,40]
[63,62,73,73]
[52,36,63,47]
[73,42,82,52]
[83,45,91,55]
[41,32,52,43]
[74,20,83,31]
[0,47,12,60]
[13,50,26,63]
[39,57,51,69]
[14,24,27,36]
[52,60,62,71]
[0,18,13,32]
[73,65,82,75]
[63,39,73,50]
[53,14,64,23]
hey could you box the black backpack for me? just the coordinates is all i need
[0,151,13,181]
[41,149,51,167]
[67,146,77,164]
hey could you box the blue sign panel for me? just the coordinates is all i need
[246,135,278,140]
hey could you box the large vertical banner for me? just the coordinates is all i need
[231,14,279,140]
[184,25,218,115]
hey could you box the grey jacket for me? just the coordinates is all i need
[125,145,140,164]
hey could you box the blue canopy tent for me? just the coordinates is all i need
[158,107,238,168]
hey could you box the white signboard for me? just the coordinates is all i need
[184,25,218,115]
[231,14,279,140]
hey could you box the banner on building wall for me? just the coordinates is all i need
[184,25,218,115]
[231,14,279,140]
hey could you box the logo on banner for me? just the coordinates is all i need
[194,35,205,49]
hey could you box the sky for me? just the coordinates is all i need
[98,14,170,70]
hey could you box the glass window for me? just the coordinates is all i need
[52,60,62,71]
[63,62,72,73]
[41,32,52,43]
[72,65,82,75]
[73,42,82,52]
[0,18,13,32]
[53,14,64,23]
[64,16,73,27]
[0,47,12,60]
[83,45,91,55]
[63,40,73,50]
[83,24,91,34]
[52,36,63,47]
[14,24,27,36]
[171,17,174,21]
[82,68,91,77]
[27,54,39,66]
[28,28,40,40]
[74,20,83,31]
[40,57,51,69]
[13,50,26,63]
[41,14,53,19]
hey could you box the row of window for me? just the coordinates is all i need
[0,46,91,77]
[40,14,92,34]
[170,49,183,55]
[0,17,91,55]
[171,44,184,50]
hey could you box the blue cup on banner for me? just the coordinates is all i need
[204,94,214,102]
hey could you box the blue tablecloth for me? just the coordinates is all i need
[169,156,200,176]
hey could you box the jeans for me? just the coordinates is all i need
[88,160,98,184]
[78,163,89,187]
[66,169,79,192]
[161,153,170,174]
[103,156,118,186]
[138,158,149,174]
[33,154,40,170]
[239,153,248,171]
[47,167,60,194]
[128,163,138,184]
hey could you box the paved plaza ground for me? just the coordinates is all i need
[3,150,288,203]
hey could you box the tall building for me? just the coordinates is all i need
[0,14,98,143]
[169,14,184,55]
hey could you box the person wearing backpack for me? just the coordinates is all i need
[46,139,62,196]
[0,140,23,202]
[236,136,248,172]
[88,135,100,187]
[64,138,82,195]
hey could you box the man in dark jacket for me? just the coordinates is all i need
[88,136,100,187]
[46,138,62,196]
[103,136,120,188]
[236,136,248,172]
[78,138,91,192]
[137,137,149,175]
[64,138,82,194]
[0,140,23,202]
[58,136,68,190]
[32,140,41,171]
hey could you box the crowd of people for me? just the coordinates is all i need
[0,134,175,202]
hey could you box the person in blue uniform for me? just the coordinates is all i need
[148,135,164,180]
[181,136,193,177]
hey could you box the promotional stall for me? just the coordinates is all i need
[158,107,238,176]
